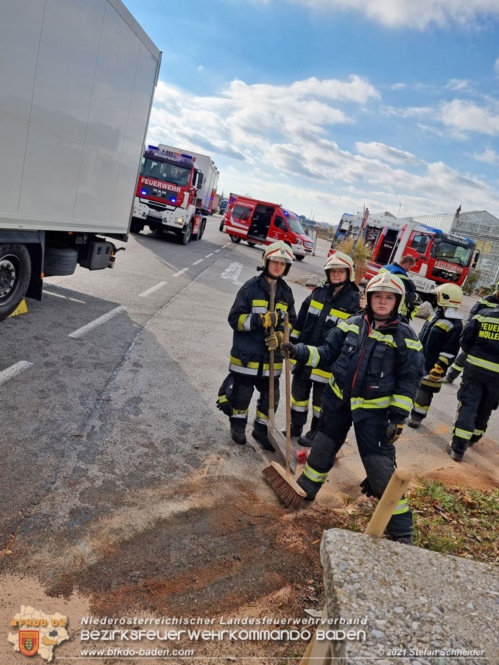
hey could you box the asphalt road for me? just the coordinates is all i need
[0,218,497,656]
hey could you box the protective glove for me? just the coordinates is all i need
[281,341,297,359]
[359,476,376,498]
[428,364,445,381]
[260,311,281,329]
[265,331,284,351]
[386,422,404,445]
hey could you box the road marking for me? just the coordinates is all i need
[44,290,86,304]
[221,262,244,286]
[205,253,214,258]
[214,249,221,253]
[69,306,127,339]
[0,361,33,386]
[139,282,166,297]
[173,268,189,277]
[192,259,204,265]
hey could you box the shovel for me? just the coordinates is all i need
[267,282,297,474]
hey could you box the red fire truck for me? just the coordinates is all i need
[131,145,218,244]
[330,215,478,302]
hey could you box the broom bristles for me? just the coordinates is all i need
[263,463,306,509]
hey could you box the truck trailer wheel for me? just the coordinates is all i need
[130,218,144,234]
[44,247,78,276]
[193,218,206,241]
[0,244,31,320]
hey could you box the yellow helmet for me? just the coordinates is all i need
[263,241,294,276]
[434,283,462,308]
[366,272,406,313]
[324,251,355,282]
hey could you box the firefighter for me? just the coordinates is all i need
[282,273,424,543]
[445,279,499,384]
[407,284,463,428]
[447,302,499,461]
[289,252,361,446]
[380,255,419,322]
[216,241,296,449]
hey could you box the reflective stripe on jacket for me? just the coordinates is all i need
[419,307,462,373]
[461,306,499,377]
[228,274,296,377]
[290,281,360,381]
[294,313,424,422]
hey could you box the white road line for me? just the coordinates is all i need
[214,249,221,253]
[192,259,204,265]
[139,281,166,298]
[69,306,127,339]
[221,262,244,286]
[44,291,86,304]
[173,268,189,277]
[0,361,33,386]
[205,253,214,258]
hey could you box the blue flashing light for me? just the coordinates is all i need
[147,145,159,150]
[283,210,289,216]
[141,190,148,196]
[170,197,177,203]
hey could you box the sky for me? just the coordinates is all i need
[123,0,499,225]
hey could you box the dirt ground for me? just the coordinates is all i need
[1,435,497,665]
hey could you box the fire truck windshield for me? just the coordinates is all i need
[431,240,473,267]
[141,158,191,187]
[287,216,305,234]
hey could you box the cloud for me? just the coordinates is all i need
[258,0,499,30]
[446,79,470,91]
[471,147,499,164]
[146,75,499,224]
[355,142,424,166]
[440,99,499,136]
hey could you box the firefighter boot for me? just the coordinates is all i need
[298,416,319,447]
[296,473,322,502]
[445,368,459,384]
[229,418,246,445]
[251,421,275,451]
[446,444,464,462]
[407,416,422,429]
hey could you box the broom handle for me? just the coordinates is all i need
[268,281,276,429]
[284,312,291,477]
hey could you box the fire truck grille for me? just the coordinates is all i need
[431,267,460,282]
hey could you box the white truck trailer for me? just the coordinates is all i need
[0,0,161,319]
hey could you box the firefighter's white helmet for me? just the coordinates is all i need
[434,283,463,308]
[365,272,406,312]
[263,241,294,276]
[324,251,355,282]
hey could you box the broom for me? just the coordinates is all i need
[263,312,306,508]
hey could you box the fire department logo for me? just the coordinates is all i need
[19,630,40,657]
[8,605,69,661]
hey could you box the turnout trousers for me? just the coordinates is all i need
[410,378,442,422]
[450,367,499,455]
[290,367,326,429]
[301,387,412,540]
[229,373,280,431]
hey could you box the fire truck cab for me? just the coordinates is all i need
[331,216,477,302]
[222,195,314,260]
